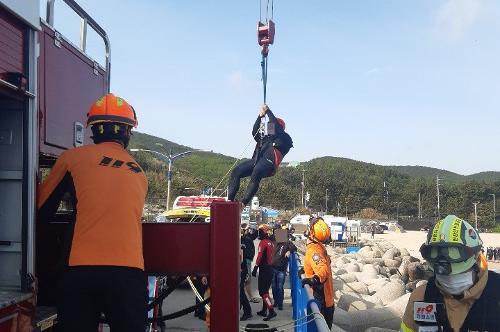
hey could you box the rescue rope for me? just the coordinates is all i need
[261,56,268,103]
[186,276,211,312]
[258,0,275,104]
[147,276,186,310]
[238,311,322,331]
[147,297,210,322]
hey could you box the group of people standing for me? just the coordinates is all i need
[486,246,500,261]
[239,217,336,330]
[239,224,297,322]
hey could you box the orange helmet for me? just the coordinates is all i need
[258,224,271,233]
[87,93,137,128]
[307,217,331,243]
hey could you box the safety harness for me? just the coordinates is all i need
[414,271,500,332]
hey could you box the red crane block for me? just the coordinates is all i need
[257,20,275,57]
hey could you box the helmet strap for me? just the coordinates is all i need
[91,123,132,148]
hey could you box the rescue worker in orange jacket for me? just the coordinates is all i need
[302,217,335,329]
[400,215,500,332]
[38,94,148,332]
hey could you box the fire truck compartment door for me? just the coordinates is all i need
[39,23,107,152]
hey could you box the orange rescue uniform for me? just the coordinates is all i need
[38,142,148,269]
[304,241,334,308]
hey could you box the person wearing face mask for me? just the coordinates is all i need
[400,215,500,332]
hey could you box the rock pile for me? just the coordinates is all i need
[294,238,431,332]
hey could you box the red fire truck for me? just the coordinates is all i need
[0,0,110,330]
[0,2,240,332]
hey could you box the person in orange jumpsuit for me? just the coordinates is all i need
[302,217,335,329]
[38,93,148,332]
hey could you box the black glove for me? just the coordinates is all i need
[301,275,320,288]
[252,266,258,277]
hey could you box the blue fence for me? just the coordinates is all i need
[289,252,329,332]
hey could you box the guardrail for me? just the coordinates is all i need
[289,252,330,332]
[45,0,111,90]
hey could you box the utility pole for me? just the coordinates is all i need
[301,169,305,208]
[337,202,340,217]
[345,198,348,219]
[473,202,480,230]
[436,176,441,219]
[325,189,329,213]
[383,181,389,203]
[418,192,422,219]
[396,201,401,221]
[490,194,496,225]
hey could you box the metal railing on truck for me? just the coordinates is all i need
[45,0,111,90]
[289,252,330,332]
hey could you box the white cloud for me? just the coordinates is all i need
[364,66,393,76]
[365,67,381,76]
[226,70,244,88]
[434,0,484,40]
[225,70,260,92]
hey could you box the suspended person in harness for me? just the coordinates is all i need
[400,215,500,332]
[228,104,293,208]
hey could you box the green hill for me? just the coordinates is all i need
[388,165,465,182]
[129,131,500,227]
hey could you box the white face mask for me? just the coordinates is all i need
[436,271,474,295]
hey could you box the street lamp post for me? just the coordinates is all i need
[490,194,496,225]
[473,202,480,230]
[130,147,208,210]
[436,176,441,219]
[325,189,329,213]
[396,202,401,221]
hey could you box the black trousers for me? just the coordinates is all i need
[56,266,148,332]
[257,265,274,296]
[240,271,252,315]
[321,306,335,329]
[228,148,275,205]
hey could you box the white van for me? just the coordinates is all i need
[323,215,348,241]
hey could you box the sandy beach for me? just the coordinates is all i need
[361,230,500,270]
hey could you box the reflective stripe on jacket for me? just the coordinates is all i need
[304,241,334,308]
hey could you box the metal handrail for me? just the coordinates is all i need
[45,0,111,91]
[302,284,331,332]
[289,252,330,332]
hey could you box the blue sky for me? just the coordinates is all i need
[48,0,500,175]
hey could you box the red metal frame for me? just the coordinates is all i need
[143,201,240,332]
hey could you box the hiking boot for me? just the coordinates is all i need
[240,313,253,321]
[256,309,267,317]
[263,310,277,321]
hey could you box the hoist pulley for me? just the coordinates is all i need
[257,20,275,57]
